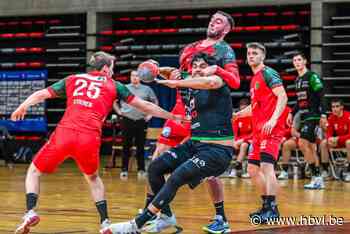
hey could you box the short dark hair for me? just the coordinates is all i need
[88,51,116,70]
[246,42,266,55]
[331,98,344,106]
[239,98,250,106]
[191,52,217,66]
[292,52,307,60]
[216,11,235,29]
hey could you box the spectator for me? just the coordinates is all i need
[231,98,252,177]
[0,126,14,169]
[320,99,350,182]
[114,70,158,179]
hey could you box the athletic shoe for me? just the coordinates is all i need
[202,215,231,234]
[304,176,325,189]
[100,219,140,234]
[143,213,177,233]
[343,172,350,182]
[15,210,40,234]
[277,170,289,180]
[241,172,250,178]
[259,203,280,224]
[120,171,128,180]
[101,219,112,229]
[137,170,147,179]
[228,169,238,178]
[321,170,330,179]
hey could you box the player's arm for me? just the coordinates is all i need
[11,78,66,121]
[11,89,52,121]
[116,81,182,121]
[129,97,181,121]
[214,46,240,89]
[270,86,288,123]
[157,75,224,90]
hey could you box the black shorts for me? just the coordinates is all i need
[160,140,233,189]
[300,119,318,143]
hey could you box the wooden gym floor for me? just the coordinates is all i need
[0,159,350,234]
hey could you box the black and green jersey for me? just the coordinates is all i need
[293,70,325,121]
[184,84,233,141]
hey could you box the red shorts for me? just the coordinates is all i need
[335,137,350,148]
[248,131,284,164]
[158,119,191,147]
[157,101,190,147]
[33,127,101,175]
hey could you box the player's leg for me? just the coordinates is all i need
[203,177,231,234]
[74,131,111,228]
[235,142,249,176]
[343,139,350,182]
[101,142,192,234]
[135,119,147,178]
[121,118,134,178]
[15,129,68,234]
[320,138,330,177]
[278,138,297,180]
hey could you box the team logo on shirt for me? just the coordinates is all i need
[260,140,267,149]
[162,127,171,137]
[255,82,260,90]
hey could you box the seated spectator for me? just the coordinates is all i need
[278,111,301,180]
[320,99,350,182]
[231,98,252,177]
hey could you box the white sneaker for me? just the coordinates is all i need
[137,170,147,179]
[100,219,140,234]
[241,172,250,178]
[101,219,112,229]
[321,170,330,179]
[143,213,177,233]
[120,171,128,180]
[228,169,237,178]
[343,172,350,182]
[278,170,289,180]
[304,176,325,189]
[15,210,40,234]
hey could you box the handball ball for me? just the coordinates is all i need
[137,60,159,83]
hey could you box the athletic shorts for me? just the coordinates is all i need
[159,140,233,189]
[300,119,319,143]
[248,131,284,166]
[158,120,191,147]
[157,102,190,147]
[33,127,101,175]
[336,137,350,148]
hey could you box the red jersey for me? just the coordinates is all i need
[250,66,289,133]
[326,111,350,142]
[179,40,240,89]
[232,116,253,142]
[47,71,134,134]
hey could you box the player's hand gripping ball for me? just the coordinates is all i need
[137,60,159,83]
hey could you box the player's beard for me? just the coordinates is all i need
[207,28,225,40]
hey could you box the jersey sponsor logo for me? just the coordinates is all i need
[191,122,200,129]
[260,140,267,149]
[162,127,171,138]
[190,155,206,168]
[255,82,260,90]
[166,150,178,159]
[75,74,107,82]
